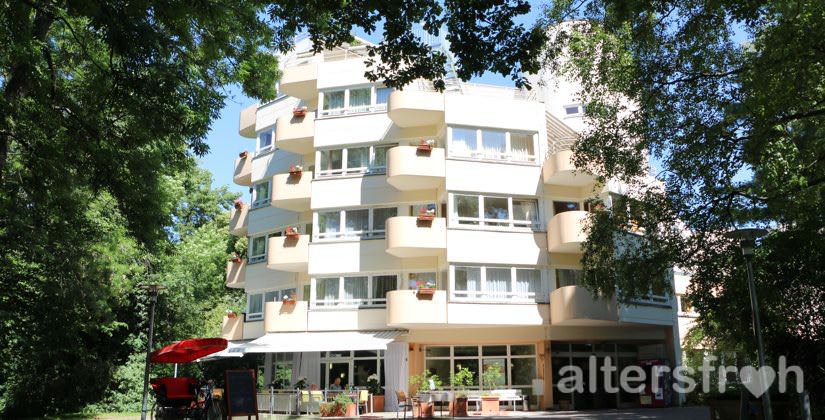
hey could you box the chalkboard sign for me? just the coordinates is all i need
[225,369,258,418]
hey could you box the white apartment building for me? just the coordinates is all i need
[220,36,683,411]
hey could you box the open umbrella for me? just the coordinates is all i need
[150,338,228,364]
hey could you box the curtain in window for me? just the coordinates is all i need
[516,269,540,298]
[486,268,511,298]
[513,199,538,227]
[258,131,273,149]
[345,209,369,236]
[344,276,368,303]
[372,207,397,233]
[251,236,266,256]
[349,88,372,108]
[373,146,389,169]
[254,183,270,201]
[372,275,397,301]
[318,212,340,235]
[376,87,393,105]
[451,128,476,157]
[483,197,509,226]
[481,129,506,159]
[316,278,339,304]
[510,133,534,162]
[249,294,263,314]
[320,149,343,172]
[347,147,369,170]
[323,91,344,110]
[454,267,480,296]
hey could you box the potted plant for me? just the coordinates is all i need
[294,376,308,390]
[366,373,384,412]
[238,150,249,159]
[293,106,308,117]
[233,199,244,210]
[416,280,437,298]
[281,294,296,305]
[450,365,474,417]
[417,206,436,221]
[416,138,435,152]
[289,164,303,175]
[229,253,242,263]
[225,309,237,319]
[408,370,441,418]
[480,365,503,414]
[285,226,300,238]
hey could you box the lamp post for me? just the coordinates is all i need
[138,283,166,420]
[725,228,771,420]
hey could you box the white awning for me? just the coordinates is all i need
[197,340,248,362]
[242,330,404,354]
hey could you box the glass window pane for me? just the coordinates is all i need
[454,267,481,293]
[482,345,507,356]
[373,207,397,232]
[343,276,368,301]
[409,272,437,289]
[454,346,478,357]
[318,211,340,234]
[513,199,538,226]
[480,130,506,159]
[485,268,512,298]
[349,88,372,108]
[483,197,509,224]
[251,236,266,256]
[511,358,536,386]
[425,359,451,386]
[320,149,343,171]
[455,195,479,224]
[323,91,344,110]
[556,269,583,288]
[259,131,272,149]
[376,87,392,105]
[553,201,580,215]
[254,182,270,201]
[354,359,378,387]
[345,209,369,234]
[264,291,278,303]
[316,278,340,304]
[510,133,534,161]
[372,275,397,301]
[249,294,263,314]
[451,128,477,156]
[516,269,541,297]
[373,146,389,168]
[347,147,369,170]
[426,346,450,358]
[355,350,378,357]
[482,359,507,388]
[510,345,536,356]
[454,359,479,386]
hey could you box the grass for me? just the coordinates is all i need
[46,412,141,419]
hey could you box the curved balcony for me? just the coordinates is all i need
[279,63,318,100]
[225,259,246,289]
[385,216,447,258]
[386,146,446,191]
[221,315,244,340]
[387,90,445,127]
[542,150,598,187]
[267,234,309,272]
[386,290,448,327]
[229,204,248,237]
[264,301,308,333]
[233,154,252,186]
[274,113,315,154]
[547,210,589,253]
[271,171,312,212]
[550,286,618,326]
[239,103,257,138]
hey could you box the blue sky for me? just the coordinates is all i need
[198,3,546,196]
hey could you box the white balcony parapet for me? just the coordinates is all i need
[274,113,315,154]
[229,204,249,237]
[225,259,246,289]
[279,63,318,100]
[385,216,446,258]
[221,315,244,340]
[542,150,597,187]
[271,170,312,212]
[547,210,589,253]
[264,301,308,333]
[233,153,252,186]
[387,90,445,127]
[386,290,448,327]
[550,286,619,325]
[386,146,446,191]
[267,234,309,272]
[239,104,258,138]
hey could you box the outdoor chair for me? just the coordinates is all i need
[299,390,323,415]
[395,390,415,419]
[357,389,369,414]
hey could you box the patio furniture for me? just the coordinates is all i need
[466,389,527,412]
[417,391,451,417]
[395,390,415,419]
[300,390,324,415]
[357,389,369,414]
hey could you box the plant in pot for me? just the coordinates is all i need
[409,370,442,418]
[366,373,384,412]
[480,364,503,414]
[416,280,437,298]
[450,365,474,417]
[320,393,355,417]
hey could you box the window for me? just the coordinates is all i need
[555,269,582,288]
[679,295,694,313]
[317,145,393,177]
[452,194,539,229]
[314,207,398,240]
[564,104,583,116]
[312,274,398,307]
[248,288,297,321]
[319,85,387,117]
[258,129,273,152]
[408,272,437,289]
[552,201,580,215]
[452,266,544,302]
[252,181,271,209]
[424,344,536,391]
[448,127,537,163]
[249,235,267,264]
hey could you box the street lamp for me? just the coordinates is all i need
[725,228,771,420]
[137,283,166,420]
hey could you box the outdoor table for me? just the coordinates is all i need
[416,391,451,417]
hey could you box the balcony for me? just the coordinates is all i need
[279,63,318,100]
[387,90,445,127]
[267,234,309,272]
[386,146,446,191]
[387,290,550,327]
[550,286,618,326]
[542,150,597,187]
[239,103,257,138]
[385,216,447,258]
[225,259,246,288]
[386,290,448,327]
[221,315,244,340]
[547,210,589,253]
[274,113,315,154]
[229,204,248,237]
[233,153,252,186]
[271,171,312,211]
[264,301,308,332]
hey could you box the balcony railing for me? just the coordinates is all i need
[267,234,309,272]
[264,301,308,332]
[317,103,388,118]
[550,285,619,325]
[229,204,249,237]
[239,104,257,138]
[279,63,318,100]
[385,216,447,258]
[386,146,446,191]
[274,112,315,154]
[271,171,312,212]
[225,259,246,289]
[542,149,597,187]
[387,90,445,127]
[547,210,589,253]
[233,154,252,186]
[221,315,244,340]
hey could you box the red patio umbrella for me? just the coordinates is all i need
[150,338,228,364]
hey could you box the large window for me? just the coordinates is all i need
[249,235,268,264]
[319,350,384,390]
[315,207,398,240]
[424,344,537,391]
[555,269,583,288]
[319,85,390,117]
[258,129,273,153]
[452,194,539,230]
[317,144,393,177]
[452,266,543,302]
[247,287,297,321]
[312,274,399,307]
[448,126,536,163]
[252,181,271,209]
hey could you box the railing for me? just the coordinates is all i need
[450,149,537,164]
[450,289,539,302]
[317,103,387,118]
[315,165,386,178]
[312,298,387,308]
[315,230,386,241]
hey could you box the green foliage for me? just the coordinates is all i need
[366,374,382,395]
[409,370,442,392]
[450,365,474,396]
[481,365,503,390]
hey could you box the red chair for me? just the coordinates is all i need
[151,377,198,405]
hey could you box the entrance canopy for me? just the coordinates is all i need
[242,330,403,353]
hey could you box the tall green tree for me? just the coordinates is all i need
[545,0,825,409]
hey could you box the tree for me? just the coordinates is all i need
[544,0,825,410]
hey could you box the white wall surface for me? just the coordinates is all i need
[317,59,371,90]
[313,113,394,148]
[446,229,548,266]
[244,263,298,291]
[310,175,436,209]
[444,93,544,132]
[446,159,542,196]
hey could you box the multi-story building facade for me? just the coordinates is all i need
[221,36,682,411]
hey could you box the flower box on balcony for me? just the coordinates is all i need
[238,150,249,159]
[229,255,242,263]
[416,288,436,298]
[417,208,436,221]
[285,226,300,238]
[416,139,435,153]
[289,165,303,175]
[226,310,237,319]
[293,106,308,117]
[233,199,244,210]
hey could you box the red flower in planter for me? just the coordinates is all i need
[233,199,244,210]
[285,226,300,238]
[238,150,249,159]
[293,106,308,117]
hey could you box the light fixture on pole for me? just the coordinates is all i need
[137,283,166,420]
[725,228,771,420]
